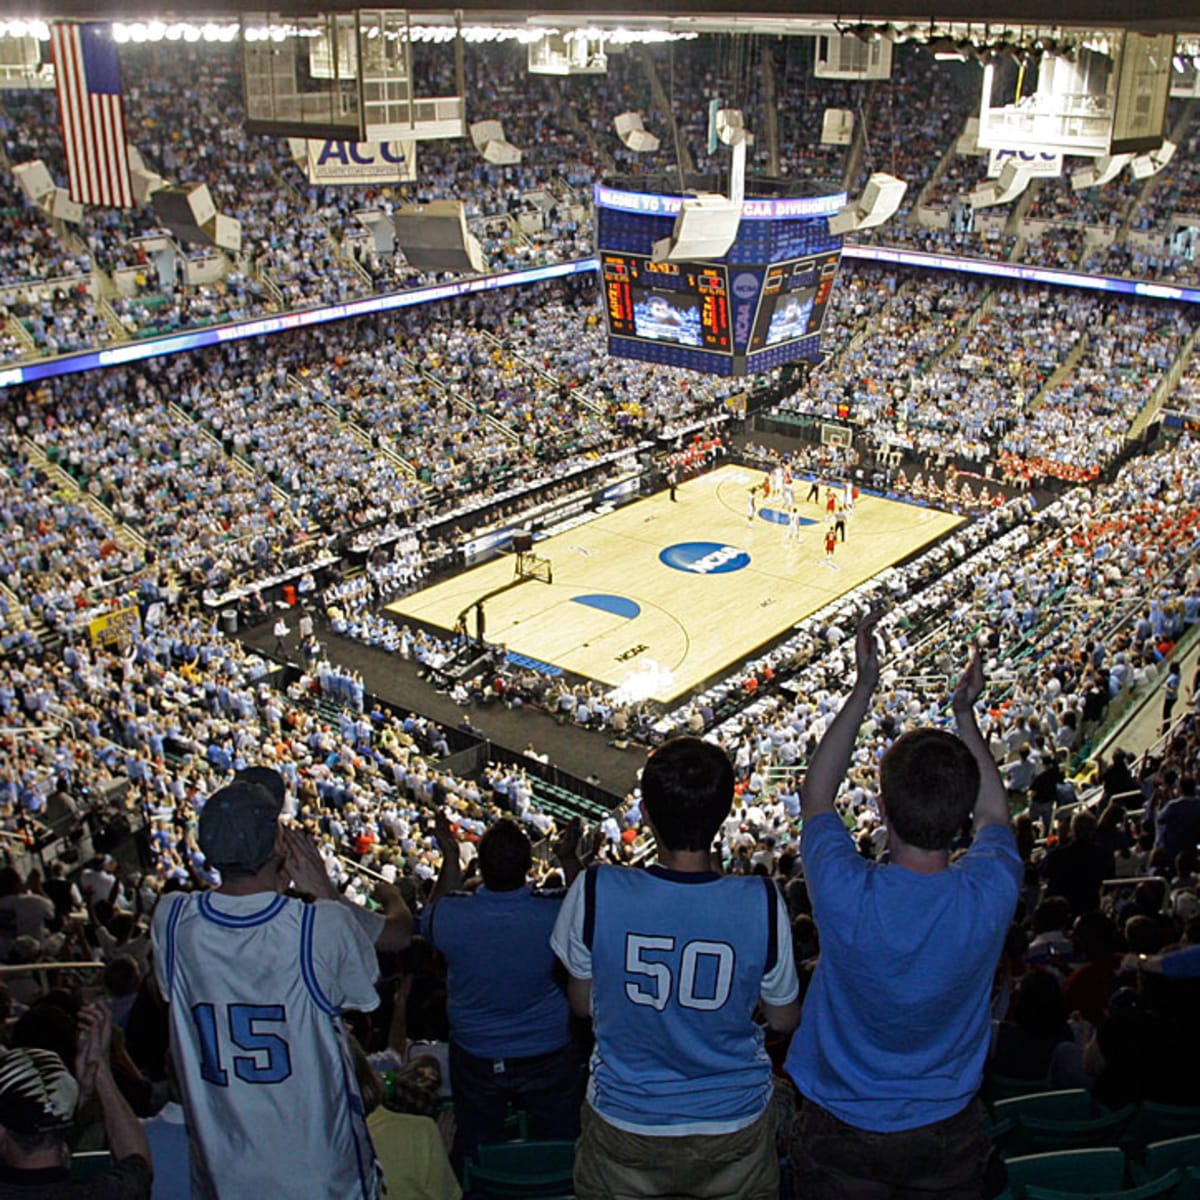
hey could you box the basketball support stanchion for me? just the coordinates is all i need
[515,550,553,585]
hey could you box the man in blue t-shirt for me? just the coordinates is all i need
[785,609,1021,1198]
[552,737,800,1200]
[427,814,583,1169]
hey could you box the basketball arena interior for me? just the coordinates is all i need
[1,0,1200,1194]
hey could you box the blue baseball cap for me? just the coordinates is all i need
[198,776,283,873]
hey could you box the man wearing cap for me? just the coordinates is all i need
[150,768,412,1199]
[0,1003,151,1197]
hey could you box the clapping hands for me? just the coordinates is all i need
[854,604,888,691]
[952,646,985,717]
[432,808,457,856]
[281,824,336,899]
[75,1002,112,1098]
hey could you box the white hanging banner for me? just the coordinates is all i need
[986,148,1063,178]
[304,139,417,185]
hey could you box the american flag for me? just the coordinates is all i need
[50,22,133,208]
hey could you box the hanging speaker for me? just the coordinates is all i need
[970,161,1033,208]
[12,159,54,206]
[152,183,217,244]
[393,200,486,272]
[821,108,854,146]
[652,195,742,262]
[614,112,660,153]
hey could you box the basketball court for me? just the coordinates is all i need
[387,464,963,703]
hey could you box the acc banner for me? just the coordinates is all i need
[88,605,141,649]
[987,148,1063,179]
[304,139,417,185]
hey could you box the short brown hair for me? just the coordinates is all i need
[477,819,532,892]
[642,737,734,853]
[879,729,979,851]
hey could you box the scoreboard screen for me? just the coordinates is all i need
[602,254,732,355]
[749,252,842,352]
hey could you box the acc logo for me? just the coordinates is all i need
[315,140,410,166]
[732,272,760,300]
[992,148,1059,164]
[659,542,751,575]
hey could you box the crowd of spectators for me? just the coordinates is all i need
[4,36,1198,366]
[1003,302,1194,478]
[1024,168,1140,230]
[667,434,1200,813]
[786,272,988,440]
[0,349,1196,1196]
[1020,224,1087,271]
[0,34,1198,1194]
[0,269,766,642]
[0,408,1197,1190]
[848,48,977,227]
[779,265,1193,482]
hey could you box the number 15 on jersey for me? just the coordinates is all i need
[192,1002,293,1086]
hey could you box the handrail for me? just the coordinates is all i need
[0,270,94,307]
[167,400,270,489]
[1130,323,1198,442]
[337,854,388,883]
[420,360,521,446]
[1118,97,1195,245]
[1100,877,1165,891]
[0,961,104,976]
[1028,332,1090,415]
[21,437,146,551]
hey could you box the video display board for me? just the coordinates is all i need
[748,252,841,352]
[601,253,731,354]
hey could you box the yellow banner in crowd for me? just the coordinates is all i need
[88,606,141,649]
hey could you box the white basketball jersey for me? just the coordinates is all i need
[152,891,380,1200]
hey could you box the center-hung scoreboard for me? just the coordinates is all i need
[595,176,846,377]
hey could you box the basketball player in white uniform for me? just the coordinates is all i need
[151,770,412,1199]
[789,505,804,542]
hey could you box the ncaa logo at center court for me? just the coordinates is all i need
[659,542,751,575]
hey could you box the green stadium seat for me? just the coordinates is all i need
[503,1107,530,1142]
[985,1115,1018,1156]
[1133,1107,1200,1147]
[1142,1135,1200,1181]
[1180,1167,1200,1200]
[987,1074,1054,1104]
[462,1139,575,1198]
[1024,1169,1182,1200]
[69,1151,113,1180]
[999,1147,1125,1199]
[995,1090,1094,1124]
[1015,1105,1137,1155]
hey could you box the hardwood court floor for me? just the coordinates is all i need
[388,465,963,704]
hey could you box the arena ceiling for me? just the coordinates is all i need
[21,1,1200,33]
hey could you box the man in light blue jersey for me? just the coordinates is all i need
[785,610,1021,1198]
[552,737,800,1200]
